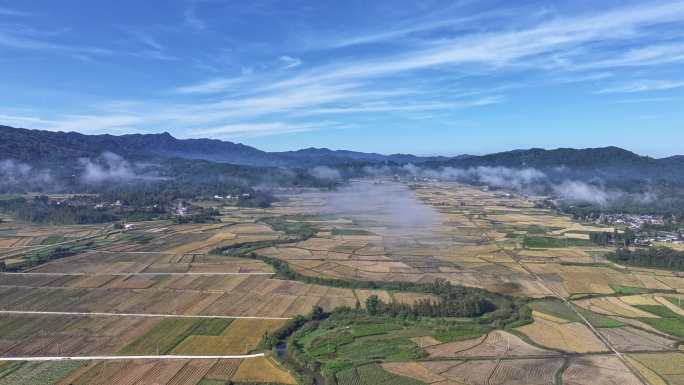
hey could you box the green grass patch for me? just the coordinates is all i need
[40,235,65,245]
[576,308,623,328]
[634,305,680,318]
[524,236,594,248]
[530,299,622,328]
[528,300,581,322]
[121,232,155,244]
[526,225,549,234]
[568,293,593,300]
[351,323,401,337]
[609,285,653,295]
[189,318,233,336]
[633,304,684,338]
[118,318,207,355]
[432,323,491,342]
[335,364,425,385]
[261,216,320,239]
[331,228,374,236]
[665,296,684,309]
[293,310,512,381]
[639,317,684,339]
[336,335,423,362]
[299,315,431,375]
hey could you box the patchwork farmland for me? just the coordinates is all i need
[1,180,683,384]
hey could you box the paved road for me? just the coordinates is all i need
[0,310,291,320]
[0,353,265,362]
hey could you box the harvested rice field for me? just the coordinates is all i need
[0,357,296,385]
[2,180,684,384]
[516,317,608,353]
[628,352,684,385]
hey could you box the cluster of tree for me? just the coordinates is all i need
[607,247,684,271]
[365,291,493,319]
[261,306,326,350]
[0,196,118,225]
[259,216,320,239]
[590,229,636,247]
[173,208,221,224]
[6,242,94,272]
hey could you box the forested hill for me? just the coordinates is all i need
[0,125,443,167]
[423,147,684,182]
[2,124,683,183]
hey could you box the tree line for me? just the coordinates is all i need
[606,247,684,271]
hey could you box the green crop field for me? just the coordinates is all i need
[634,305,684,338]
[336,364,425,385]
[331,228,374,236]
[524,236,594,248]
[118,318,198,355]
[529,300,581,322]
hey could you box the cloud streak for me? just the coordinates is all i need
[597,79,684,93]
[4,1,684,140]
[79,152,163,184]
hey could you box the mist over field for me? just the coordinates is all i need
[382,164,659,207]
[320,180,441,235]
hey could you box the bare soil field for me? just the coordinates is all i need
[600,326,677,352]
[563,355,643,385]
[426,330,558,358]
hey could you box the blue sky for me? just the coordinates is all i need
[1,0,683,157]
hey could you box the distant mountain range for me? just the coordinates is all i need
[1,125,682,182]
[0,125,448,167]
[431,146,684,183]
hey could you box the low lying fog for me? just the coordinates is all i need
[364,164,656,207]
[319,180,442,236]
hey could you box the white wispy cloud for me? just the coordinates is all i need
[188,120,349,138]
[0,28,111,56]
[279,55,302,69]
[597,79,684,93]
[612,96,684,104]
[6,1,684,139]
[267,2,684,92]
[575,43,684,69]
[291,96,503,116]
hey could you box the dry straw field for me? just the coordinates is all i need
[1,180,684,384]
